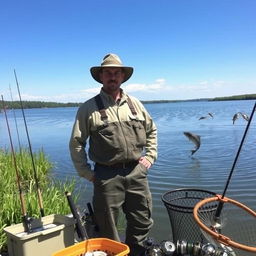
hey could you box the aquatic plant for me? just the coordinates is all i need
[0,148,78,252]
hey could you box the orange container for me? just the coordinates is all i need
[52,238,130,256]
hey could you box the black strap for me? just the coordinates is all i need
[94,94,108,121]
[94,94,137,120]
[127,96,137,116]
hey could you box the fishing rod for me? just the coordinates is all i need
[214,101,256,219]
[1,95,32,233]
[9,84,22,153]
[14,69,45,217]
[65,191,88,240]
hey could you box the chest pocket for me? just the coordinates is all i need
[93,94,147,150]
[91,122,123,153]
[127,114,146,148]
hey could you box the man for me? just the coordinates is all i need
[69,53,157,255]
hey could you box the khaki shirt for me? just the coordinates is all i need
[69,89,157,181]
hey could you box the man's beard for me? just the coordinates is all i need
[105,80,120,91]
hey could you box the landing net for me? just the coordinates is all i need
[193,195,256,256]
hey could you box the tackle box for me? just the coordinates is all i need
[52,238,130,256]
[4,214,75,256]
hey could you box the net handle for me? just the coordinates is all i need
[193,195,256,252]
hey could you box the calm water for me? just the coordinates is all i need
[1,100,256,241]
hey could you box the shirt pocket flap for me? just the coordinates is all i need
[128,113,145,122]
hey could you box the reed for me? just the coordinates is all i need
[0,148,78,252]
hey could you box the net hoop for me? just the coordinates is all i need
[193,194,256,252]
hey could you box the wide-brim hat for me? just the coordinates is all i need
[90,53,133,84]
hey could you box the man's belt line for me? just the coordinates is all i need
[96,161,138,169]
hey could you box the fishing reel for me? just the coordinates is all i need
[143,238,175,256]
[143,238,236,256]
[22,215,34,234]
[81,203,100,238]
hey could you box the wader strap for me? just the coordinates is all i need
[127,96,137,116]
[94,94,137,120]
[94,94,108,122]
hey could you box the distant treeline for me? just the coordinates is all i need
[142,99,206,104]
[1,94,255,110]
[210,94,256,101]
[142,93,256,104]
[2,101,81,109]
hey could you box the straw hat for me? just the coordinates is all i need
[90,53,133,83]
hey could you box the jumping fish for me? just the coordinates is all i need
[240,112,249,121]
[208,112,214,118]
[198,116,207,120]
[183,132,201,155]
[232,112,249,124]
[199,113,214,120]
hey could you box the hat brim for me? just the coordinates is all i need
[90,66,133,84]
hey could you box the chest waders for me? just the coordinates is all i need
[90,94,146,164]
[92,94,153,256]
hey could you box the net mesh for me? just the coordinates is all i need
[161,188,216,243]
[194,195,256,256]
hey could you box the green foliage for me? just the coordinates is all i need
[1,93,255,111]
[0,148,78,252]
[211,94,256,101]
[2,100,81,109]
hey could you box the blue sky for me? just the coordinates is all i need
[1,0,255,103]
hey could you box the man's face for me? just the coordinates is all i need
[100,67,125,93]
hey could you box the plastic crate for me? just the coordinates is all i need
[4,214,75,256]
[52,238,130,256]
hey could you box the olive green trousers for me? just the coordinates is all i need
[93,163,153,255]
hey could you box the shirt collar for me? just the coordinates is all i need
[100,88,128,105]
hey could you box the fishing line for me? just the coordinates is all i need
[214,101,256,219]
[9,84,22,153]
[14,69,45,217]
[1,95,32,232]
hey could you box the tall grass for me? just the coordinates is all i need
[0,148,79,252]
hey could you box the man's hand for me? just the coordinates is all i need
[139,157,152,169]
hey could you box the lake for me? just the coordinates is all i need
[1,99,256,243]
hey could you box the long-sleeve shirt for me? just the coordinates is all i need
[69,89,157,181]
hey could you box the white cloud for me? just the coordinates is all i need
[127,79,256,100]
[13,87,101,103]
[81,88,100,94]
[155,78,165,84]
[123,79,170,93]
[9,79,256,102]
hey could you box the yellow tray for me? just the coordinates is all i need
[52,238,130,256]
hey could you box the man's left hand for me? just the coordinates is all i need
[139,157,152,169]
